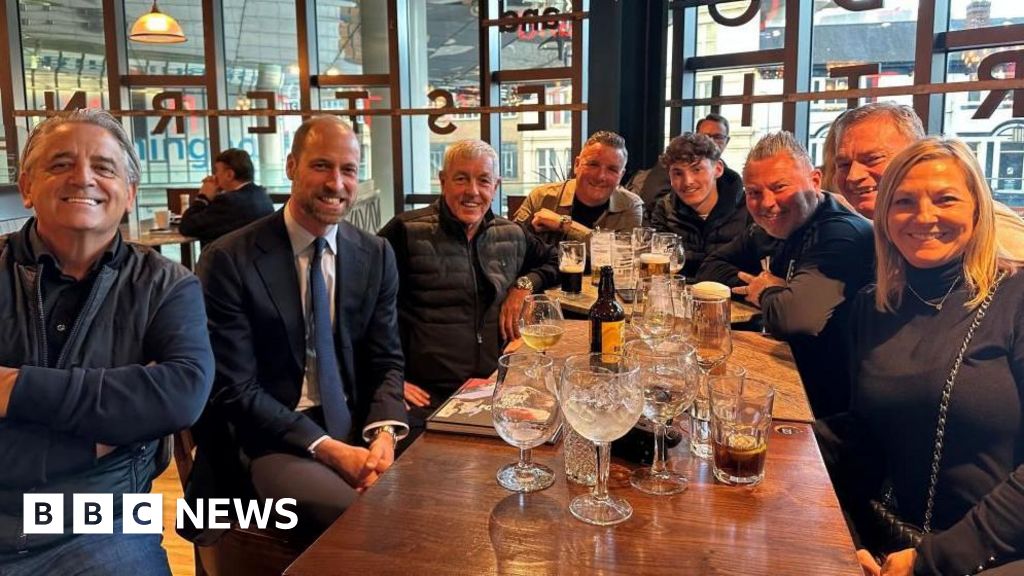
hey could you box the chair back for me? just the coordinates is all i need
[506,195,526,218]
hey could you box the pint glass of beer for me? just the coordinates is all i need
[638,251,670,279]
[710,376,774,486]
[559,241,586,299]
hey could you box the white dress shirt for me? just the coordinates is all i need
[282,207,407,452]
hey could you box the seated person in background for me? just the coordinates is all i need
[191,116,406,543]
[380,139,558,441]
[697,131,873,418]
[634,113,743,218]
[0,109,213,574]
[648,132,750,277]
[178,148,274,245]
[832,101,1024,258]
[819,138,1024,576]
[513,130,642,243]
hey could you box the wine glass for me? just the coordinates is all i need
[559,353,643,526]
[623,337,698,494]
[632,277,675,345]
[518,295,565,355]
[688,295,733,459]
[492,353,560,492]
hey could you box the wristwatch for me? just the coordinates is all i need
[515,276,534,292]
[370,425,398,450]
[559,214,571,230]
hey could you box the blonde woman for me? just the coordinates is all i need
[824,138,1024,575]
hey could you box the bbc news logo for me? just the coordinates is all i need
[23,494,298,534]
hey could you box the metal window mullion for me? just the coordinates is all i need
[914,0,950,134]
[0,0,27,180]
[203,0,227,158]
[781,0,811,140]
[674,1,696,137]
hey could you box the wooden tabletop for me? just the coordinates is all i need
[548,281,760,324]
[121,220,197,269]
[285,424,860,576]
[529,320,813,423]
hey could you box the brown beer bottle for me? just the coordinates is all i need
[589,266,625,355]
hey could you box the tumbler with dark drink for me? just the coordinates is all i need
[709,377,774,485]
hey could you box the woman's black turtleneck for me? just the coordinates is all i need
[903,257,963,305]
[836,260,1024,574]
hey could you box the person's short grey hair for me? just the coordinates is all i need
[583,130,628,163]
[832,102,925,151]
[745,130,813,170]
[442,139,498,173]
[21,108,141,185]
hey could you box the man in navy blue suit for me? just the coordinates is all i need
[192,115,407,541]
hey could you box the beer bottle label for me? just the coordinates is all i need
[600,320,624,356]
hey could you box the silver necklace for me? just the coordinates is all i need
[906,277,960,311]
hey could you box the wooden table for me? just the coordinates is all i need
[548,281,759,324]
[285,424,860,575]
[533,320,813,423]
[122,220,197,270]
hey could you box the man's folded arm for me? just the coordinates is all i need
[6,275,214,446]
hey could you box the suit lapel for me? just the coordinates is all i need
[254,213,305,371]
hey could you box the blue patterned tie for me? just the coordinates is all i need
[310,237,352,440]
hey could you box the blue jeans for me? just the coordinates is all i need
[0,521,170,576]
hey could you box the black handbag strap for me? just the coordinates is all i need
[920,271,1005,532]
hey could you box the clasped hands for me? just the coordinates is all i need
[313,433,395,493]
[857,548,916,576]
[732,270,786,307]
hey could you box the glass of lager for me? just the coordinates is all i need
[558,241,586,299]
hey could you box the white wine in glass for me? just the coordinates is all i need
[518,295,565,354]
[520,324,564,353]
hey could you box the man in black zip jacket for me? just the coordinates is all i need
[379,139,557,442]
[697,131,873,418]
[0,109,213,574]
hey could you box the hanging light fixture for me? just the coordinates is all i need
[129,1,186,44]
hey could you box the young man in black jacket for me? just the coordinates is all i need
[648,132,750,277]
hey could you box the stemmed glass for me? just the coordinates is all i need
[518,295,565,355]
[560,353,643,526]
[492,353,560,492]
[624,337,699,495]
[688,295,733,459]
[632,277,675,345]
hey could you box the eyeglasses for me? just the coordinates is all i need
[707,134,730,142]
